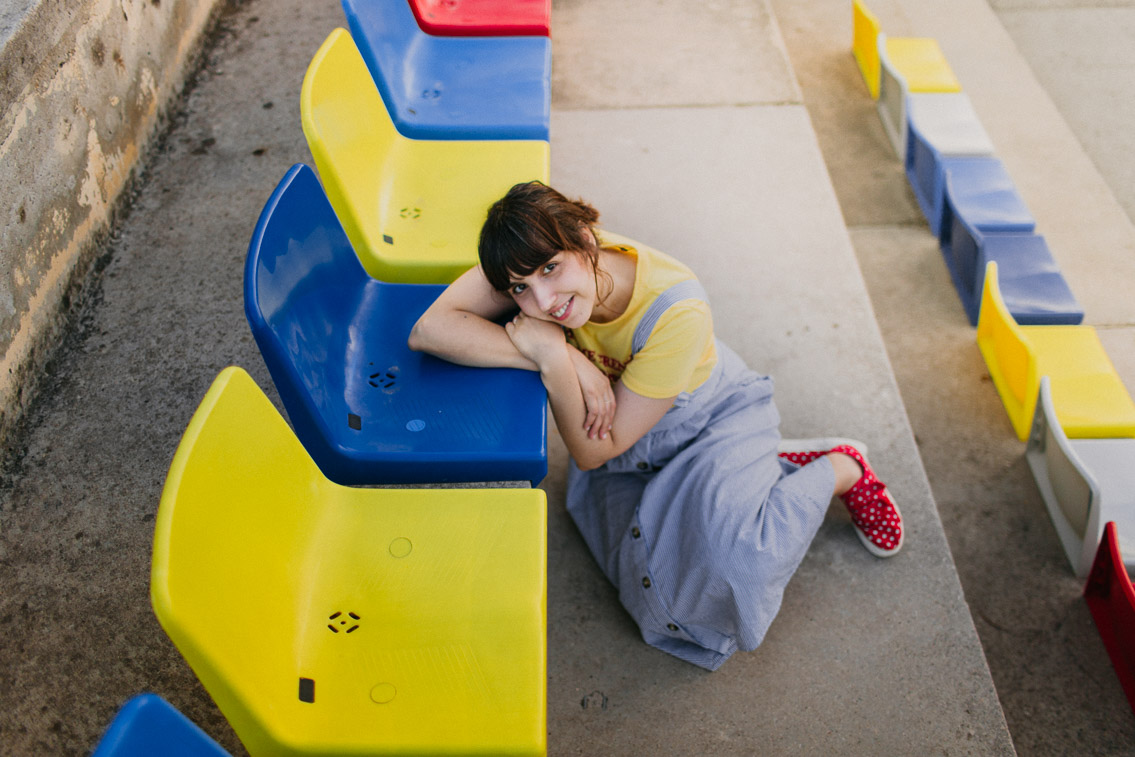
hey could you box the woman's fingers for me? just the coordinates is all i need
[601,405,614,440]
[590,395,614,440]
[582,389,609,439]
[584,407,600,439]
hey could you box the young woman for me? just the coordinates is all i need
[408,181,902,670]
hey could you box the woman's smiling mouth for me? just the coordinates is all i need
[551,297,573,321]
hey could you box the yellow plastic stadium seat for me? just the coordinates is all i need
[877,33,962,157]
[976,262,1135,441]
[301,28,550,284]
[151,367,548,756]
[884,37,960,93]
[852,0,882,99]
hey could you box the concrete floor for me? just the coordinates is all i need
[2,0,1135,754]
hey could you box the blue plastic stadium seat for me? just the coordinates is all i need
[92,694,230,757]
[940,156,1035,259]
[341,0,550,141]
[244,164,547,486]
[905,92,995,235]
[955,233,1083,327]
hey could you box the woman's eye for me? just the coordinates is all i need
[542,262,557,274]
[510,283,527,295]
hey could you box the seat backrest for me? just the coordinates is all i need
[1085,521,1135,716]
[244,163,366,327]
[874,31,916,158]
[300,28,398,274]
[244,163,366,458]
[852,0,882,98]
[338,0,416,114]
[977,261,1033,405]
[152,367,331,754]
[1026,375,1105,576]
[1034,376,1096,537]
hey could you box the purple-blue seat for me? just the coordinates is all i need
[904,93,995,236]
[92,694,229,757]
[952,232,1083,326]
[341,0,550,141]
[940,156,1035,256]
[244,164,547,485]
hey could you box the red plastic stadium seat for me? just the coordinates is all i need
[1084,521,1135,718]
[408,0,550,37]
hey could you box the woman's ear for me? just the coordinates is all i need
[580,225,596,247]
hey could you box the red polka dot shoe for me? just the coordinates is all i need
[778,439,903,558]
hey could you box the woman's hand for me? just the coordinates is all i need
[504,313,568,369]
[506,312,674,471]
[569,349,615,439]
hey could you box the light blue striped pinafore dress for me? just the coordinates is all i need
[565,281,836,670]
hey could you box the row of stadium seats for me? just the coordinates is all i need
[97,3,554,754]
[852,0,1135,720]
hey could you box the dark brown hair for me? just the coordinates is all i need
[479,181,601,292]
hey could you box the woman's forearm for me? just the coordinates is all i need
[537,344,642,471]
[407,265,538,370]
[539,348,614,470]
[408,309,538,370]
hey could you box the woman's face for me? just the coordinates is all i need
[506,250,597,329]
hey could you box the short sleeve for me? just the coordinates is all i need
[619,300,714,399]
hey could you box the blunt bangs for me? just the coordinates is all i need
[480,219,561,292]
[478,181,599,292]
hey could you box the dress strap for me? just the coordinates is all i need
[631,279,709,355]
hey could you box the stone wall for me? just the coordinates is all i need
[0,0,225,448]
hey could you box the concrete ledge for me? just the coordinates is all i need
[550,0,800,108]
[546,102,1013,757]
[0,0,225,448]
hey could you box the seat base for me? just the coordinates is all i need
[946,234,1082,327]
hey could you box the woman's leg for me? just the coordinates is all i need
[828,451,863,495]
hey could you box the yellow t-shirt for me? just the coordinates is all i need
[567,232,717,399]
